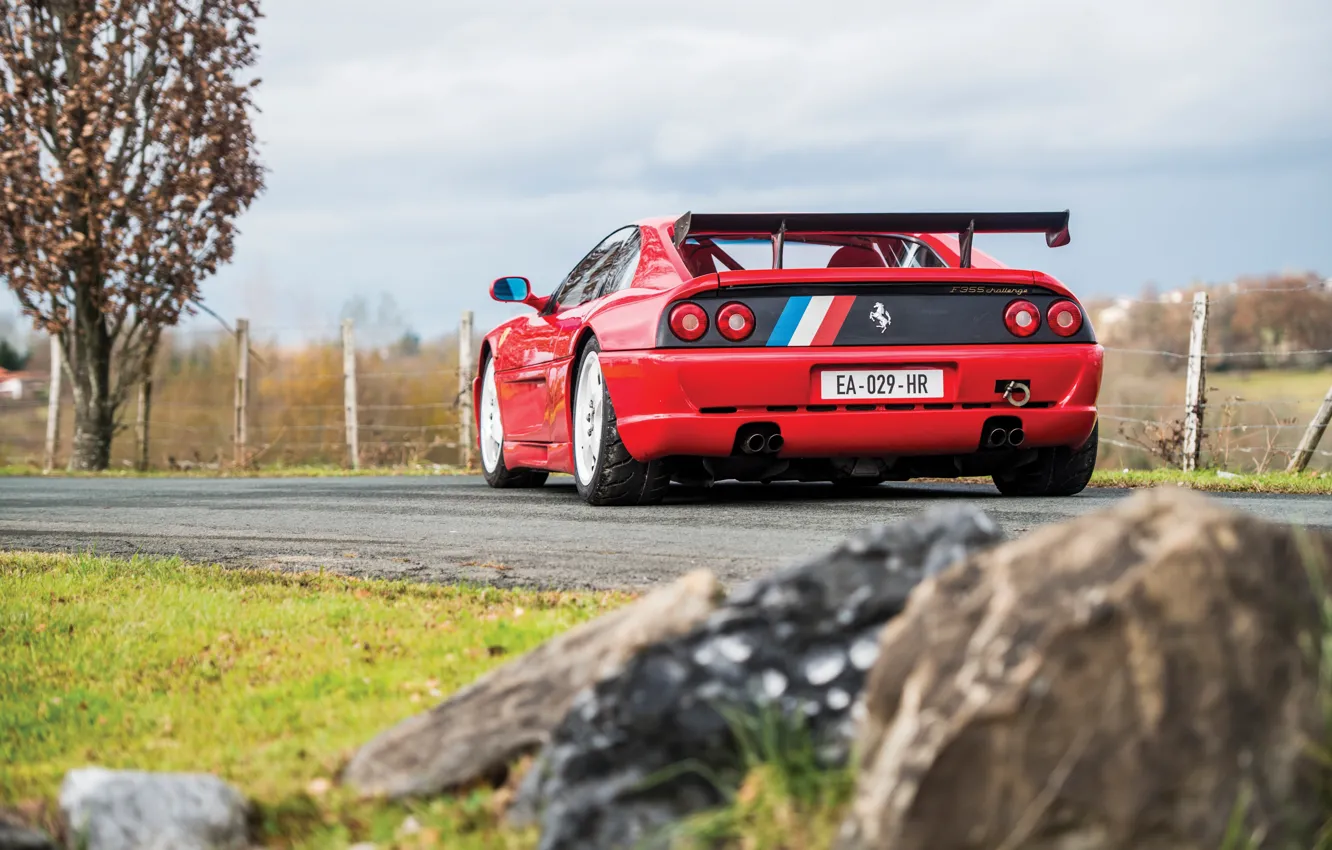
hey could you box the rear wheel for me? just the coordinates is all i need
[479,355,548,489]
[992,421,1098,497]
[573,339,670,506]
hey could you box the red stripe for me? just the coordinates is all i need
[810,295,856,346]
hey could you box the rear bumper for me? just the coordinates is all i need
[598,344,1102,460]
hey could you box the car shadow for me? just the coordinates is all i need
[541,477,1001,505]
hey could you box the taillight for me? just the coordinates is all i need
[1003,300,1041,338]
[716,302,755,342]
[1047,300,1083,337]
[669,302,708,341]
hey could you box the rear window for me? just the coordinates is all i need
[679,234,946,278]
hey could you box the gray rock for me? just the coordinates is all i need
[511,504,1005,850]
[0,817,56,850]
[343,569,723,799]
[840,488,1332,850]
[59,768,251,850]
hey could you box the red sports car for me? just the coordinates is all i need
[474,211,1102,506]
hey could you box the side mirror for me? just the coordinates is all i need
[490,276,531,302]
[490,276,549,312]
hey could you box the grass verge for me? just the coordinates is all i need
[0,551,633,848]
[1087,468,1332,494]
[4,546,1330,848]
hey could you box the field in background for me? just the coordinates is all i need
[0,324,467,470]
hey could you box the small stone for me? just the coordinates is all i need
[804,649,846,686]
[849,637,880,671]
[713,634,753,664]
[760,669,788,700]
[59,767,251,850]
[827,688,851,711]
[397,815,421,836]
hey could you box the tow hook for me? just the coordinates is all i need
[1002,381,1031,408]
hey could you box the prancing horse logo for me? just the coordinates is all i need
[870,302,891,333]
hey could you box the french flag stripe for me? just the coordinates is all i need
[810,295,856,346]
[787,296,835,346]
[766,296,810,346]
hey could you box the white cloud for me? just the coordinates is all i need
[11,0,1323,337]
[254,0,1331,175]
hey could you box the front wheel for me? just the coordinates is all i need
[479,355,548,489]
[992,421,1098,497]
[572,340,670,506]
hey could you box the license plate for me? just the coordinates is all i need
[819,368,944,400]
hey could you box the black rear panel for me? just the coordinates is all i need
[655,284,1096,348]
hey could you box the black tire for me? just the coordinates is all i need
[479,355,548,490]
[992,421,1098,497]
[573,339,670,506]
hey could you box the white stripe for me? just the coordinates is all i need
[787,295,833,346]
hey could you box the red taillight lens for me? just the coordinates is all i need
[1046,300,1083,337]
[716,302,755,342]
[1003,300,1041,338]
[669,302,708,341]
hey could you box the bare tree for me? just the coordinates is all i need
[0,0,265,469]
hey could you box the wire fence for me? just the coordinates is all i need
[1086,274,1332,473]
[0,318,474,471]
[2,273,1330,473]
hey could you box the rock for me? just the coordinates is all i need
[0,811,56,850]
[59,768,251,850]
[512,504,1005,850]
[343,569,725,798]
[840,487,1332,850]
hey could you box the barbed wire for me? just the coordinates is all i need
[1089,283,1330,308]
[1104,346,1332,360]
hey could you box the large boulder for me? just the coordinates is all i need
[840,487,1332,850]
[342,569,724,798]
[58,768,251,850]
[509,504,1005,850]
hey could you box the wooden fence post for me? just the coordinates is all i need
[458,311,475,470]
[1181,291,1209,472]
[342,318,360,470]
[136,378,152,472]
[43,334,62,472]
[1287,384,1332,474]
[234,318,249,468]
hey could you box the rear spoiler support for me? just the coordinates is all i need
[671,210,1071,269]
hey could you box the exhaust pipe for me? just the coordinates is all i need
[765,433,784,453]
[984,428,1008,449]
[742,432,767,454]
[1007,428,1025,447]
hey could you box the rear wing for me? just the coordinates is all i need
[671,210,1071,269]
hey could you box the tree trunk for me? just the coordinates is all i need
[68,303,117,471]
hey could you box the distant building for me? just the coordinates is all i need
[0,368,46,401]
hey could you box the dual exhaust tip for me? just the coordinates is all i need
[984,426,1025,449]
[742,431,784,455]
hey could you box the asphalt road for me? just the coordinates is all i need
[2,475,1331,590]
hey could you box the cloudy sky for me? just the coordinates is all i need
[7,0,1332,341]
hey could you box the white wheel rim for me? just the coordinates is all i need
[574,352,605,485]
[480,359,503,474]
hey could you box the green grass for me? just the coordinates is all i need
[1210,368,1332,404]
[0,551,633,848]
[4,545,1331,848]
[1088,468,1332,494]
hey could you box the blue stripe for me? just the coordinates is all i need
[766,296,809,347]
